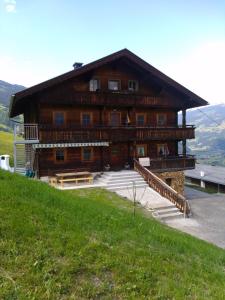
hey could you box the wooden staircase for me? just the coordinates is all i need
[134,159,191,217]
[14,144,36,175]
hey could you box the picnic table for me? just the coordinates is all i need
[55,171,93,187]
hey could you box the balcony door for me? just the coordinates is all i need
[110,111,120,127]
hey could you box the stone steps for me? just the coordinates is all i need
[152,205,184,221]
[99,170,148,191]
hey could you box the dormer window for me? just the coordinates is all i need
[108,80,120,91]
[128,80,138,91]
[89,79,100,91]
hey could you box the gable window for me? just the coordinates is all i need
[136,114,145,126]
[128,80,138,91]
[82,147,93,161]
[53,112,65,126]
[55,149,65,162]
[157,113,167,126]
[108,80,120,91]
[136,145,147,157]
[157,144,169,156]
[89,79,100,91]
[81,113,92,126]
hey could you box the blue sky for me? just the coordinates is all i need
[0,0,225,104]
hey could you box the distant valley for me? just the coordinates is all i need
[0,80,25,131]
[0,79,224,166]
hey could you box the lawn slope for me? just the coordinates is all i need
[1,170,225,299]
[0,131,13,165]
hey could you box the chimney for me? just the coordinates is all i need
[73,62,83,69]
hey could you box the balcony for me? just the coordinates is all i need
[41,91,174,108]
[39,125,195,143]
[147,155,195,172]
[13,123,39,143]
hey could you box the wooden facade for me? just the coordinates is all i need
[10,49,208,177]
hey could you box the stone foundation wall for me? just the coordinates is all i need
[155,171,184,195]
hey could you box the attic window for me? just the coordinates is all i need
[89,79,100,91]
[108,80,120,91]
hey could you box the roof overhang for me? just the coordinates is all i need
[9,49,209,117]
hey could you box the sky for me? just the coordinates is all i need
[0,0,225,105]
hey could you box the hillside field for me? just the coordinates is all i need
[0,131,13,165]
[1,170,225,299]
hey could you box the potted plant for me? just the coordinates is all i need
[104,164,110,171]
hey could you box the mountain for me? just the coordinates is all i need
[0,80,25,131]
[0,80,26,107]
[184,104,225,166]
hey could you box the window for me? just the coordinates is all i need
[108,80,120,91]
[136,145,147,157]
[89,79,100,91]
[136,114,145,126]
[128,80,138,91]
[54,112,65,126]
[81,113,92,126]
[157,113,167,126]
[55,149,65,162]
[165,178,172,186]
[82,147,93,161]
[157,144,169,156]
[110,111,120,126]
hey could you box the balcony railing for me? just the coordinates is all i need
[39,125,195,143]
[134,158,191,215]
[147,155,195,172]
[41,91,176,107]
[14,123,39,142]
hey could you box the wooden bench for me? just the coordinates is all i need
[55,172,93,188]
[59,176,93,187]
[49,177,57,187]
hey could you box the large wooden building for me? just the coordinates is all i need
[9,49,207,193]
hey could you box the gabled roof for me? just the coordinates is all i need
[9,48,208,117]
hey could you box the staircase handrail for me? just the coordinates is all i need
[134,159,191,216]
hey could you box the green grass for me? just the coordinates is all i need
[1,170,225,299]
[0,131,13,165]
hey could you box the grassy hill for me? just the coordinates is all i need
[0,131,13,164]
[1,170,225,299]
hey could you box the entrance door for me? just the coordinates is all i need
[110,145,122,169]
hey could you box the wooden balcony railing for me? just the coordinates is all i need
[134,159,191,216]
[39,125,195,143]
[148,155,195,172]
[41,91,167,107]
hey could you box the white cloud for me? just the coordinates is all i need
[164,41,225,105]
[4,0,16,13]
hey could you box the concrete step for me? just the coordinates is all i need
[102,171,139,178]
[101,174,143,181]
[156,207,179,215]
[158,211,184,220]
[106,179,145,186]
[107,183,148,191]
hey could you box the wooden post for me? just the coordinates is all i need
[182,109,187,156]
[182,139,186,156]
[182,109,186,128]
